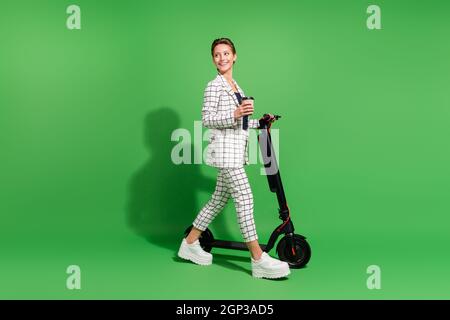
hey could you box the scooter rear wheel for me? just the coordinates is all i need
[276,234,311,268]
[183,225,214,253]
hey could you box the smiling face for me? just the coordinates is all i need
[212,43,237,74]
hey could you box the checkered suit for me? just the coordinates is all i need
[191,73,260,242]
[203,73,259,169]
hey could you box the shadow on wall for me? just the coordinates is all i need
[126,107,229,251]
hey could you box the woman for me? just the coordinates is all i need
[178,38,290,279]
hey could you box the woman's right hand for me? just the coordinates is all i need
[234,100,254,119]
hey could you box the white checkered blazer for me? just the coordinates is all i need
[203,73,259,168]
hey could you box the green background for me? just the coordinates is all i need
[1,0,449,299]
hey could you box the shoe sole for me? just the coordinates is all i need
[252,267,291,279]
[178,249,212,266]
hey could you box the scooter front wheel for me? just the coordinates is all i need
[183,225,214,253]
[276,234,311,268]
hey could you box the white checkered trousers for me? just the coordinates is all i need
[192,73,260,242]
[193,167,258,242]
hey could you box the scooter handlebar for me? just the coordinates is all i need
[259,114,281,129]
[262,114,281,121]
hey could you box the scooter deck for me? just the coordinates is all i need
[211,239,267,252]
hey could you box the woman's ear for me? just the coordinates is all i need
[233,54,237,64]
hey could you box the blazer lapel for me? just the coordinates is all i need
[218,73,240,107]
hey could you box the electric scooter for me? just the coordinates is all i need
[184,114,311,268]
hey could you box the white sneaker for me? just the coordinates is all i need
[178,238,213,266]
[251,252,290,279]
